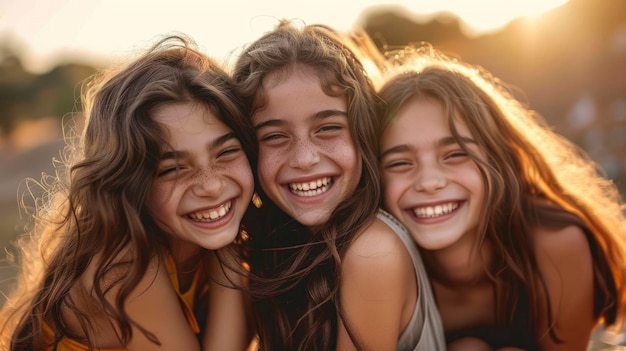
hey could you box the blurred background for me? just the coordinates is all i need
[1,0,625,347]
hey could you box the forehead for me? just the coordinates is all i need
[382,97,472,144]
[152,102,227,139]
[254,65,347,123]
[392,97,445,127]
[262,63,321,91]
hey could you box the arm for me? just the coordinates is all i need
[203,249,251,351]
[123,257,201,351]
[534,225,595,351]
[336,219,416,351]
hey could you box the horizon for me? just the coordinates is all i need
[0,0,569,73]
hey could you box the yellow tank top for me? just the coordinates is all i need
[42,252,206,350]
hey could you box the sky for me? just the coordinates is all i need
[0,0,570,73]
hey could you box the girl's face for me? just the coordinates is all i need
[380,97,484,251]
[253,64,361,228]
[147,102,253,251]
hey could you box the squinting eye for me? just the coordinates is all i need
[157,165,182,177]
[218,147,242,157]
[262,134,282,141]
[385,160,411,169]
[318,125,342,133]
[259,132,288,144]
[446,151,468,159]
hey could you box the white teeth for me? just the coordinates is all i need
[288,177,332,197]
[188,201,232,222]
[412,202,459,218]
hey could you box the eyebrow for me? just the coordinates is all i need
[160,132,237,160]
[254,109,348,130]
[379,144,411,160]
[380,136,476,159]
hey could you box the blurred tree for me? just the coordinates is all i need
[0,44,96,138]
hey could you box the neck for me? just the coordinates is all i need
[167,238,203,273]
[423,239,492,288]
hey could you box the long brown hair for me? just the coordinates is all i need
[378,44,626,343]
[233,20,381,350]
[0,34,255,350]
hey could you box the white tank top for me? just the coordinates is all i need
[376,209,447,351]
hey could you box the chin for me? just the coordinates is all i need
[294,213,331,229]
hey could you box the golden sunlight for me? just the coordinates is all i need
[397,0,570,35]
[0,0,571,72]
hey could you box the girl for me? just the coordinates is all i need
[0,35,254,350]
[377,44,626,351]
[233,21,446,350]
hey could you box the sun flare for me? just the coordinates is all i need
[397,0,570,35]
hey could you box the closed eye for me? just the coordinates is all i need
[383,159,412,170]
[318,124,343,133]
[444,150,470,161]
[157,164,183,177]
[258,132,289,145]
[218,146,243,158]
[447,151,467,158]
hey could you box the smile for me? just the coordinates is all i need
[187,201,232,222]
[412,202,459,218]
[288,177,333,197]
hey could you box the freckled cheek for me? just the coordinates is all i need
[233,161,254,191]
[195,168,218,183]
[147,182,179,215]
[257,148,282,183]
[319,140,359,165]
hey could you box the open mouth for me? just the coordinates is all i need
[412,201,460,218]
[187,201,232,222]
[288,176,333,197]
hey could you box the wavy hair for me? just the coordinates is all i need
[0,34,255,350]
[377,44,626,343]
[233,20,382,350]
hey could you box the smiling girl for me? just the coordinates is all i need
[377,44,626,351]
[233,21,446,350]
[0,35,255,350]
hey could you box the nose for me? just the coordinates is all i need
[288,139,320,170]
[414,167,447,193]
[192,166,226,197]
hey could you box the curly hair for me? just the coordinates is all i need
[233,20,382,350]
[0,34,255,350]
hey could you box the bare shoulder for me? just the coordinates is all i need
[533,224,590,262]
[76,249,163,296]
[344,216,409,260]
[533,223,593,287]
[341,216,414,293]
[337,217,417,349]
[342,214,415,284]
[533,224,596,350]
[66,251,168,330]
